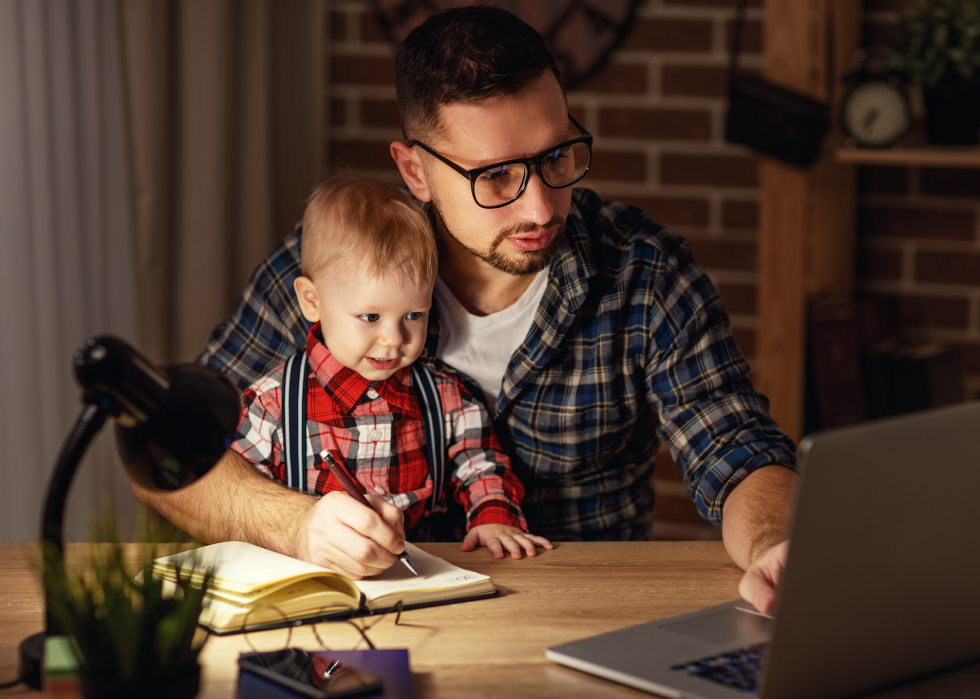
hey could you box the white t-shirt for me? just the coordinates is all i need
[433,268,550,415]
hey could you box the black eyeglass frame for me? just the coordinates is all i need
[406,113,593,209]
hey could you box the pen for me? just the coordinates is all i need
[321,450,417,575]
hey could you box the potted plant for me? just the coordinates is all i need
[890,0,980,145]
[43,519,212,699]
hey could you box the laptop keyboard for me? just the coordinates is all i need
[671,642,769,695]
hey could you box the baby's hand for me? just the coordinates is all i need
[460,524,553,559]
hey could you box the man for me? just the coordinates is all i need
[136,6,797,615]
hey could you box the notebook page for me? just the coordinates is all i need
[354,543,490,601]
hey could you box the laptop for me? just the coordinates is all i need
[546,401,980,699]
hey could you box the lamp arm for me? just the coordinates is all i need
[41,402,109,634]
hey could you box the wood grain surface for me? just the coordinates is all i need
[1,542,977,699]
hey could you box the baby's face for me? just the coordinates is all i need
[313,265,432,382]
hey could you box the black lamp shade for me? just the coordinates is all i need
[116,364,240,491]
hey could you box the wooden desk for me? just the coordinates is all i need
[2,542,978,698]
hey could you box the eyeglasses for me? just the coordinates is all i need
[407,113,592,209]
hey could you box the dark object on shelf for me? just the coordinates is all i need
[371,0,642,91]
[808,298,867,430]
[863,339,963,419]
[17,336,239,692]
[724,0,831,168]
[924,79,980,145]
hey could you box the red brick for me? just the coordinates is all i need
[360,10,388,44]
[614,196,709,227]
[920,168,980,198]
[858,248,902,281]
[865,294,971,330]
[662,65,728,98]
[360,99,401,129]
[956,343,980,373]
[732,328,756,358]
[858,207,975,241]
[688,239,757,271]
[330,98,346,127]
[331,140,396,170]
[718,283,757,315]
[722,201,757,229]
[574,62,647,95]
[916,251,980,285]
[600,108,711,141]
[330,11,345,42]
[587,151,647,182]
[858,165,908,195]
[726,19,763,55]
[623,19,713,52]
[568,105,587,127]
[331,56,394,85]
[661,154,759,187]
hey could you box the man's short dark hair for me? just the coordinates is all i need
[394,6,562,143]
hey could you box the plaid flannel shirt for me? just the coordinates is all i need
[201,188,797,540]
[231,323,527,532]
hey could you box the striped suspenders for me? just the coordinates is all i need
[281,351,445,515]
[282,351,309,493]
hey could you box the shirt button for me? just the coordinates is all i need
[374,486,385,495]
[369,429,383,441]
[366,389,379,400]
[420,348,428,358]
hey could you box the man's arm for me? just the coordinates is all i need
[133,449,407,579]
[722,465,797,616]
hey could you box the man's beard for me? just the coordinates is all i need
[431,201,565,277]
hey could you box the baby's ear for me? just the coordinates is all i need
[293,276,320,322]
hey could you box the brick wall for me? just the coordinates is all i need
[327,0,766,539]
[859,1,980,402]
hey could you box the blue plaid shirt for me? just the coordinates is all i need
[198,188,797,540]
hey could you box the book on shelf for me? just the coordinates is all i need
[149,541,496,635]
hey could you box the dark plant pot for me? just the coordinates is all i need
[923,80,980,146]
[80,664,200,699]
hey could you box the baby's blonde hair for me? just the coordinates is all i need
[301,176,437,289]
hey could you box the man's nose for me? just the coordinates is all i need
[514,168,556,226]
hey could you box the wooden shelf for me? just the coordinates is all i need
[834,145,980,168]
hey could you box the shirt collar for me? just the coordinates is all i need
[305,323,420,419]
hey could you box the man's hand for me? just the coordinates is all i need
[460,524,553,559]
[721,466,797,615]
[738,539,788,616]
[134,450,409,580]
[295,491,406,579]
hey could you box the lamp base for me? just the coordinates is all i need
[18,631,45,689]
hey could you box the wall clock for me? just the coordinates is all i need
[371,0,643,90]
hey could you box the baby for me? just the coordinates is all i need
[230,176,551,568]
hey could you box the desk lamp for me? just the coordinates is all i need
[16,336,240,689]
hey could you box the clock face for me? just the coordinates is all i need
[841,80,911,147]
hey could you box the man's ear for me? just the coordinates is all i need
[293,276,321,323]
[390,141,432,202]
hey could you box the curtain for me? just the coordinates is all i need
[121,0,325,365]
[0,0,325,542]
[0,0,139,542]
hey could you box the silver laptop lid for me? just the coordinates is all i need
[761,401,980,699]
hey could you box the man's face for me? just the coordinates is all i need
[420,73,574,276]
[306,263,432,382]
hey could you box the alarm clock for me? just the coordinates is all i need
[840,74,911,148]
